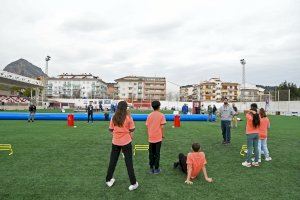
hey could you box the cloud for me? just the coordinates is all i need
[61,18,110,33]
[0,0,300,92]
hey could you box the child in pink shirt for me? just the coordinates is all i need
[258,108,272,162]
[146,100,166,174]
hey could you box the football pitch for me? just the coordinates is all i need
[0,116,299,200]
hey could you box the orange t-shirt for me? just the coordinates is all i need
[259,117,270,139]
[186,152,207,179]
[109,115,135,146]
[246,113,260,134]
[145,111,167,143]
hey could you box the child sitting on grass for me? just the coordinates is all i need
[174,143,213,184]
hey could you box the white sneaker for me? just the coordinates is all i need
[251,158,261,163]
[128,182,139,191]
[106,178,115,187]
[252,162,259,167]
[265,157,272,161]
[242,161,251,167]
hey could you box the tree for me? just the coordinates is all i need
[278,81,300,100]
[22,88,35,97]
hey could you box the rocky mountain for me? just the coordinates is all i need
[3,58,47,78]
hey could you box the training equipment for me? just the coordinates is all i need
[174,115,181,127]
[67,114,74,126]
[240,145,247,156]
[0,112,216,121]
[133,144,149,155]
[0,144,13,156]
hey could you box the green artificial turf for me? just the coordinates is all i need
[0,116,299,200]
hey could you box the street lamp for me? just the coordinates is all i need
[240,59,246,102]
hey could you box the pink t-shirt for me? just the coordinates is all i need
[259,117,270,139]
[246,113,260,134]
[146,111,167,143]
[109,115,135,146]
[186,152,207,179]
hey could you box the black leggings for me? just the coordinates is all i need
[178,153,187,174]
[149,142,162,169]
[106,142,137,185]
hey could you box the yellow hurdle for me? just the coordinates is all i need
[240,145,247,156]
[134,144,149,156]
[0,144,13,156]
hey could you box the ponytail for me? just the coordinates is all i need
[251,107,260,128]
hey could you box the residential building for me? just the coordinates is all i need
[240,83,265,102]
[200,78,239,102]
[107,83,118,99]
[179,84,200,102]
[46,73,107,99]
[115,76,166,101]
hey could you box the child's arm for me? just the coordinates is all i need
[129,128,135,139]
[161,125,165,138]
[185,165,193,184]
[202,165,213,182]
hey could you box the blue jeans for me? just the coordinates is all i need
[208,114,213,122]
[221,120,231,142]
[246,134,259,163]
[258,139,270,159]
[28,112,35,121]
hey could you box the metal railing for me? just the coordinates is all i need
[0,70,43,87]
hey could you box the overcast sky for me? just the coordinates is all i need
[0,0,299,92]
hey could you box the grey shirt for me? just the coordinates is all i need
[219,104,235,121]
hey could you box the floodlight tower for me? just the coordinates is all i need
[45,55,51,76]
[240,59,246,102]
[44,55,51,102]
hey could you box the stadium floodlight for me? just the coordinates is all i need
[240,59,246,102]
[44,55,51,103]
[45,56,51,76]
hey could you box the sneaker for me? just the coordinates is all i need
[153,169,161,174]
[128,182,139,191]
[106,178,115,187]
[173,162,179,169]
[265,157,272,161]
[242,161,251,167]
[251,158,261,163]
[149,168,154,174]
[252,162,259,167]
[222,141,226,144]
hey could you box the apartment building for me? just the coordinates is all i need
[115,76,166,101]
[47,73,107,99]
[179,84,200,102]
[200,78,239,102]
[240,83,265,102]
[107,83,118,99]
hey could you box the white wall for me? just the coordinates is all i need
[49,98,300,113]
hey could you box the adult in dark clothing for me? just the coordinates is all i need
[212,105,217,115]
[28,103,37,122]
[182,104,189,114]
[207,105,213,122]
[99,101,104,112]
[232,103,238,128]
[87,102,94,123]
